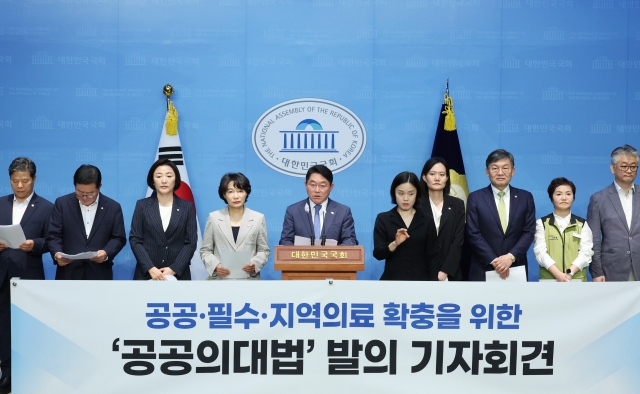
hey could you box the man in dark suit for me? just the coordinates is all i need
[47,164,126,280]
[0,157,54,394]
[466,149,536,281]
[279,165,357,246]
[588,144,640,282]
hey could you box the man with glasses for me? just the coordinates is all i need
[588,144,640,282]
[47,164,126,280]
[279,164,357,246]
[466,149,536,281]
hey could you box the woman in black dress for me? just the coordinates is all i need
[373,171,438,280]
[419,157,465,281]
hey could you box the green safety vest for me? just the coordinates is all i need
[539,213,587,282]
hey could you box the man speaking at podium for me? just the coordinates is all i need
[279,165,357,246]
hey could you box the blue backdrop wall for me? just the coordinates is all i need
[1,0,638,280]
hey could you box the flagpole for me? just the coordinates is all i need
[446,78,449,96]
[163,84,173,110]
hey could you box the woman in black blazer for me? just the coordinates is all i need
[373,172,438,280]
[130,158,197,280]
[419,157,465,281]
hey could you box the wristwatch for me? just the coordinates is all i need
[566,269,574,277]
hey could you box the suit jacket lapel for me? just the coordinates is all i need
[217,206,236,248]
[323,199,338,237]
[87,194,107,241]
[0,195,13,225]
[482,186,503,234]
[19,193,38,226]
[629,184,640,233]
[439,197,452,232]
[235,208,254,247]
[507,187,521,235]
[164,197,184,239]
[298,199,314,238]
[70,195,87,238]
[606,184,630,233]
[144,197,166,241]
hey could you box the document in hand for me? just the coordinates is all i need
[219,250,253,279]
[59,251,99,260]
[485,265,527,282]
[0,224,27,248]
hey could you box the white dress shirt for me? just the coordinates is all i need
[491,184,511,227]
[79,194,99,238]
[614,181,635,230]
[159,204,172,231]
[13,192,34,225]
[429,198,442,235]
[533,212,594,271]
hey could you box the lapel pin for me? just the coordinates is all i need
[448,207,451,210]
[331,212,334,215]
[101,207,104,209]
[177,209,180,211]
[31,204,34,207]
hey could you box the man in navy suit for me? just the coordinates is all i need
[47,164,126,280]
[466,149,536,281]
[0,158,54,394]
[279,165,357,246]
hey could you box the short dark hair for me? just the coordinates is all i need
[9,157,36,178]
[218,172,252,203]
[485,149,515,168]
[147,158,181,191]
[547,177,576,200]
[305,165,333,184]
[74,164,102,187]
[390,171,422,207]
[420,157,451,196]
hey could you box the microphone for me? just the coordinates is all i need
[320,211,327,246]
[306,203,315,246]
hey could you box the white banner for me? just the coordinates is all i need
[11,280,640,394]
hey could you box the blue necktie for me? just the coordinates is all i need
[314,205,322,239]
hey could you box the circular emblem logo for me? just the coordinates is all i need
[252,98,367,177]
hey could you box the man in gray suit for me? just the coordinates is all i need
[588,144,640,281]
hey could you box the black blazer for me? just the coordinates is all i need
[0,193,54,282]
[129,195,197,280]
[373,207,438,280]
[421,195,465,281]
[47,192,127,280]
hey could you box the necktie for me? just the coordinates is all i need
[314,205,322,239]
[497,191,507,233]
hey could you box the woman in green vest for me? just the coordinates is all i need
[533,177,594,282]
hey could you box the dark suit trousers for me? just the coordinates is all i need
[0,274,11,377]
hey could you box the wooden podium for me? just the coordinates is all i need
[274,245,365,280]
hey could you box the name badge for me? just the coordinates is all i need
[572,232,582,239]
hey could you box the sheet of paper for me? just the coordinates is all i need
[148,274,177,281]
[539,278,584,283]
[485,265,527,282]
[324,239,338,246]
[0,224,27,249]
[219,250,253,279]
[294,235,311,246]
[59,251,98,260]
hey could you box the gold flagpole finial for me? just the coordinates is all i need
[162,84,178,136]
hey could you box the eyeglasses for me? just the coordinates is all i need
[489,166,512,174]
[617,165,638,172]
[307,183,329,191]
[75,191,96,198]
